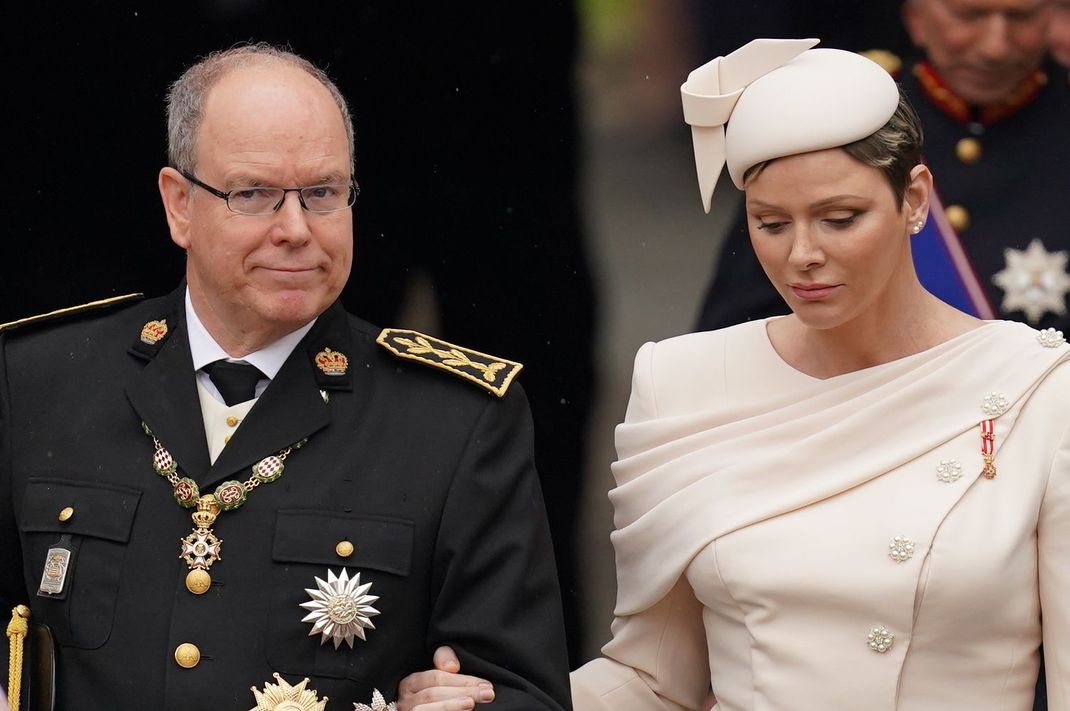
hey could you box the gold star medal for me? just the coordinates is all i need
[249,673,327,711]
[300,568,380,649]
[992,239,1070,324]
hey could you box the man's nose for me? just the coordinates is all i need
[271,191,313,245]
[976,13,1014,61]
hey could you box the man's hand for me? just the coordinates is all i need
[397,646,495,711]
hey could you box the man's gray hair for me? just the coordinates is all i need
[166,42,355,173]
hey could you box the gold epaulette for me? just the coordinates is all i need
[859,49,902,77]
[376,328,522,398]
[0,293,143,333]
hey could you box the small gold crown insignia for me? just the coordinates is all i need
[140,319,168,344]
[314,347,348,376]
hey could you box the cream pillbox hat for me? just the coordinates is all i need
[681,38,901,213]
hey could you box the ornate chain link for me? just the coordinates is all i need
[145,428,306,510]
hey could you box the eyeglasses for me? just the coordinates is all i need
[180,170,359,215]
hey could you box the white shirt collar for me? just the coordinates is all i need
[184,288,316,379]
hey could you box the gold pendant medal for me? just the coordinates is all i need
[180,495,222,594]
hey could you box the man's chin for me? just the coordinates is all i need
[950,70,1032,106]
[256,293,329,329]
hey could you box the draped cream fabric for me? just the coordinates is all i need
[573,320,1070,710]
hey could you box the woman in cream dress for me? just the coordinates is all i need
[397,39,1069,711]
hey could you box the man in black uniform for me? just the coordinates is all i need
[696,0,1069,335]
[0,44,570,710]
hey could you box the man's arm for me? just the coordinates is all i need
[424,384,571,710]
[0,335,28,697]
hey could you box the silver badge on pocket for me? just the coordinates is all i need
[38,546,72,597]
[300,568,380,649]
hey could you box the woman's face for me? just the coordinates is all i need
[745,148,925,331]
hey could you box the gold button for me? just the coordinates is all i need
[174,643,201,669]
[945,204,970,233]
[58,507,74,522]
[335,540,354,558]
[955,137,982,164]
[225,416,239,427]
[224,434,232,444]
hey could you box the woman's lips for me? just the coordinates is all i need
[790,283,842,301]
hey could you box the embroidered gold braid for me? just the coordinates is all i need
[6,605,30,711]
[394,336,508,383]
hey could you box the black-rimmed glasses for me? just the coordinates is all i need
[180,170,359,215]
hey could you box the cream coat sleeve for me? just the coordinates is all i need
[1040,409,1070,709]
[571,342,712,711]
[571,577,710,710]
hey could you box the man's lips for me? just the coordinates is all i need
[790,283,842,301]
[257,265,320,273]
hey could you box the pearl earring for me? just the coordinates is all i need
[910,221,924,235]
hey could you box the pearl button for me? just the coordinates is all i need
[936,459,963,483]
[867,626,894,653]
[174,642,201,668]
[58,507,74,522]
[888,536,915,563]
[336,541,354,558]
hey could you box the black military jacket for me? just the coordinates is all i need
[0,287,571,710]
[696,59,1070,333]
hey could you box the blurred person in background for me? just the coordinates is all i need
[1051,0,1070,66]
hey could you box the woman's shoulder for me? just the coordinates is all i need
[625,321,772,420]
[640,320,769,371]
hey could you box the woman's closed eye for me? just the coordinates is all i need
[756,220,789,233]
[823,211,862,229]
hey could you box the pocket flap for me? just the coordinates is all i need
[272,509,413,576]
[20,478,142,543]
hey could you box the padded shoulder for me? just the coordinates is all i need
[0,294,144,334]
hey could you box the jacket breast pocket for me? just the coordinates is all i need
[266,509,415,682]
[19,477,141,649]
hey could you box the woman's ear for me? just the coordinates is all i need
[903,163,933,227]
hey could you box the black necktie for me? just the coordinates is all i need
[202,360,265,406]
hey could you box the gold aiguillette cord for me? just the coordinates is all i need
[6,604,30,711]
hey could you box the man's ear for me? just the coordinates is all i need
[904,163,933,228]
[159,167,193,249]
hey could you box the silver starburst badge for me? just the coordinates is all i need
[249,673,328,711]
[992,239,1070,324]
[354,689,398,711]
[300,568,380,649]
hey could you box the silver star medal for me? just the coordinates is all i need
[353,689,398,711]
[300,568,380,649]
[992,238,1070,324]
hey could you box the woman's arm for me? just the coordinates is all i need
[572,575,710,711]
[1039,413,1070,709]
